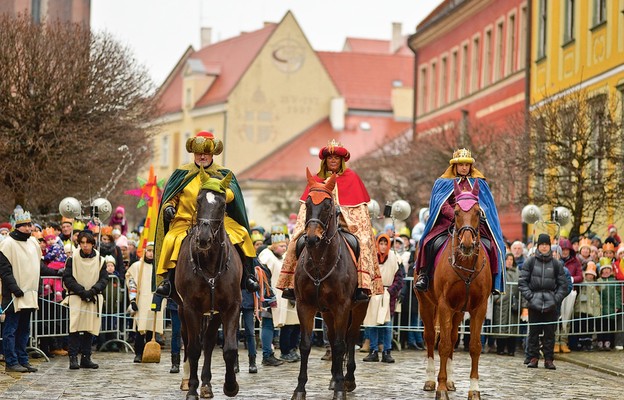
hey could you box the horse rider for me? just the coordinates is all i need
[414,148,506,293]
[277,139,382,302]
[153,131,259,298]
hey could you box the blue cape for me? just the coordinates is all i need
[421,177,506,292]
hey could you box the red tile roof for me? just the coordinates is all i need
[317,51,413,111]
[157,24,277,114]
[238,115,410,181]
[343,37,411,55]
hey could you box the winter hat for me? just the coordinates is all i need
[559,238,573,250]
[64,243,73,253]
[617,246,624,256]
[104,255,116,265]
[537,233,551,247]
[116,235,128,248]
[585,261,597,276]
[551,244,562,257]
[115,206,125,216]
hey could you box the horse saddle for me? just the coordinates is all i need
[295,229,360,260]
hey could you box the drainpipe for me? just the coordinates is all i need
[407,33,419,142]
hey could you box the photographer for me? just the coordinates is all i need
[63,230,108,370]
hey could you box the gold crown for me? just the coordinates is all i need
[449,148,475,165]
[328,139,342,147]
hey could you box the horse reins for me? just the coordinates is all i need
[189,217,230,319]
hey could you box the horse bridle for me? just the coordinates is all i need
[304,188,339,245]
[189,216,230,319]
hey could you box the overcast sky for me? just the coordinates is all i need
[91,0,439,86]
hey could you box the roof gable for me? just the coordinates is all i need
[317,51,413,111]
[157,23,277,114]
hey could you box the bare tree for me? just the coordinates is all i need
[0,14,158,220]
[256,180,304,224]
[528,88,624,237]
[352,113,529,226]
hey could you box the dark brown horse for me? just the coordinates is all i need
[415,180,492,400]
[173,170,242,400]
[291,168,368,400]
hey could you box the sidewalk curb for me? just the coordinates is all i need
[557,354,624,378]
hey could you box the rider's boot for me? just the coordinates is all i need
[242,256,260,293]
[414,269,430,292]
[281,288,296,300]
[354,288,369,302]
[155,268,176,297]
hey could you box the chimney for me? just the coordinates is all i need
[391,22,402,53]
[330,97,345,131]
[200,27,212,48]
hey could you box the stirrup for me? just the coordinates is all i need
[155,279,172,297]
[354,288,369,302]
[245,277,260,293]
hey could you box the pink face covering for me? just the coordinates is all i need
[455,192,478,211]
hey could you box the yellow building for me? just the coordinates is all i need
[531,0,624,103]
[530,0,624,234]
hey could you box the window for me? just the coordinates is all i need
[537,0,548,59]
[450,51,458,102]
[430,62,437,110]
[440,56,448,106]
[31,0,41,24]
[471,37,480,92]
[182,132,191,163]
[564,0,575,42]
[160,135,169,167]
[519,5,527,70]
[185,88,192,109]
[507,14,516,74]
[483,29,492,85]
[461,44,469,97]
[593,0,607,26]
[418,67,427,115]
[495,22,504,80]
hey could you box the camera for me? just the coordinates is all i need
[383,202,392,218]
[91,205,99,218]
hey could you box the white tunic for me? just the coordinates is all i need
[0,236,41,311]
[126,260,165,333]
[68,249,104,335]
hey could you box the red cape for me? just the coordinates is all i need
[299,168,370,206]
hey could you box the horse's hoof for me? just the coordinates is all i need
[435,391,450,400]
[468,390,481,400]
[423,381,436,391]
[200,383,213,399]
[447,381,456,391]
[185,393,199,400]
[328,377,335,390]
[180,379,190,391]
[291,391,306,400]
[344,380,356,392]
[332,391,347,400]
[223,382,239,398]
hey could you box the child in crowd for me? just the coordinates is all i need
[571,262,601,351]
[597,261,621,351]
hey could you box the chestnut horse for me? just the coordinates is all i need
[291,169,368,400]
[173,170,242,400]
[415,180,492,400]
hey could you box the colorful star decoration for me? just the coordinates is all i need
[124,165,164,208]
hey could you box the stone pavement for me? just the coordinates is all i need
[0,346,623,400]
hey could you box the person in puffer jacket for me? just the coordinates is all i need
[518,233,569,370]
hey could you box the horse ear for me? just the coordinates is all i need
[472,179,480,196]
[306,168,316,186]
[326,172,337,191]
[199,166,210,185]
[453,179,461,197]
[220,171,233,192]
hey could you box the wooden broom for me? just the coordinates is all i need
[141,262,161,363]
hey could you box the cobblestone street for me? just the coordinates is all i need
[0,346,623,400]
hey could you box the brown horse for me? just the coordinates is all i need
[291,169,368,400]
[173,170,242,400]
[415,180,492,400]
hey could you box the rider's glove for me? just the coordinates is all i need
[164,206,176,223]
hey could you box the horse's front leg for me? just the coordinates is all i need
[467,304,487,400]
[291,302,316,400]
[446,312,464,392]
[329,309,349,400]
[436,303,453,400]
[344,301,366,392]
[220,308,240,398]
[184,310,202,400]
[198,315,219,399]
[417,294,437,392]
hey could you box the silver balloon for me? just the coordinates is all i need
[59,197,82,218]
[92,198,113,221]
[368,200,380,219]
[553,206,571,226]
[521,204,542,224]
[391,200,412,221]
